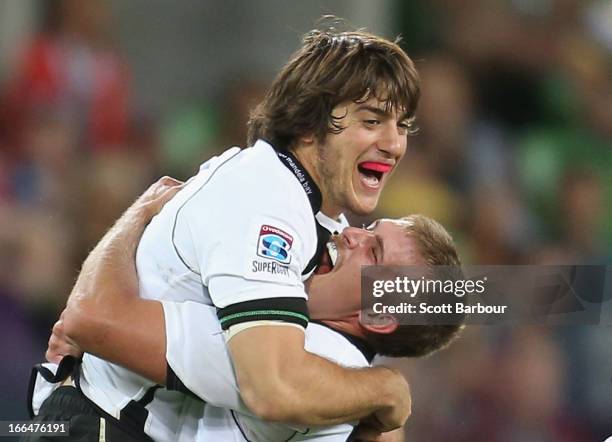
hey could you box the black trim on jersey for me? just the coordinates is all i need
[230,410,251,441]
[275,147,329,277]
[217,297,309,330]
[166,363,204,402]
[119,385,161,435]
[275,150,322,214]
[27,356,152,440]
[27,355,79,418]
[312,321,377,363]
[303,220,332,276]
[230,409,311,442]
[71,360,155,441]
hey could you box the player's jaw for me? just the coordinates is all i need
[318,147,400,217]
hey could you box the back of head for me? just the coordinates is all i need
[247,20,420,150]
[365,214,465,358]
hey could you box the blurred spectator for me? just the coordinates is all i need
[0,2,143,421]
[0,0,609,436]
[413,54,474,192]
[1,0,131,157]
[11,113,80,209]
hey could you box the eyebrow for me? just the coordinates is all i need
[356,104,410,123]
[356,104,389,117]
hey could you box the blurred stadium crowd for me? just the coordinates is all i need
[0,0,610,440]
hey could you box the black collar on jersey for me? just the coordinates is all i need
[275,149,322,214]
[274,148,327,276]
[312,320,377,363]
[303,221,332,276]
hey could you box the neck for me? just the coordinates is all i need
[319,202,342,220]
[320,317,367,340]
[291,143,341,219]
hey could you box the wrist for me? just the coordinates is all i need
[126,203,152,223]
[375,366,405,408]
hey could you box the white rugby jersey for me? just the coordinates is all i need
[78,140,342,440]
[161,300,371,442]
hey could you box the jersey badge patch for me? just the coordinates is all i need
[257,225,293,264]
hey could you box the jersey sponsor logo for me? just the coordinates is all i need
[257,225,293,264]
[252,260,290,276]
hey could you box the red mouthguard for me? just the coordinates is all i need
[359,162,392,173]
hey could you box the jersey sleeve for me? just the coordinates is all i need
[174,176,317,330]
[163,302,359,442]
[162,300,253,413]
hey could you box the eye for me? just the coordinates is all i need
[397,122,410,135]
[364,119,380,127]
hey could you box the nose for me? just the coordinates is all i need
[378,121,405,159]
[342,227,375,249]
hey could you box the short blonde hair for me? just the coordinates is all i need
[400,214,461,267]
[364,214,465,358]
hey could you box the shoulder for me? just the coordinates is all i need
[185,141,311,218]
[171,142,319,277]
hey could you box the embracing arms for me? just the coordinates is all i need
[229,325,409,427]
[49,178,410,430]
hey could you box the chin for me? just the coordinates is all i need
[350,196,379,215]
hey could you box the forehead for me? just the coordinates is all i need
[372,220,425,266]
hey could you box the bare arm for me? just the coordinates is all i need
[229,326,410,430]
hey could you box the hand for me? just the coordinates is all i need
[133,176,184,220]
[372,369,411,432]
[46,309,83,363]
[350,422,405,442]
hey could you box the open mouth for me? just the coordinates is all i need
[357,161,392,188]
[327,240,338,266]
[315,237,339,275]
[315,243,335,275]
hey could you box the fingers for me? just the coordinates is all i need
[352,430,383,441]
[136,176,184,218]
[45,348,63,364]
[351,423,404,442]
[46,319,83,363]
[147,176,184,196]
[159,180,184,199]
[351,421,385,442]
[145,177,184,201]
[148,177,184,212]
[158,176,183,187]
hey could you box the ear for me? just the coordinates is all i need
[359,311,399,334]
[300,134,315,145]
